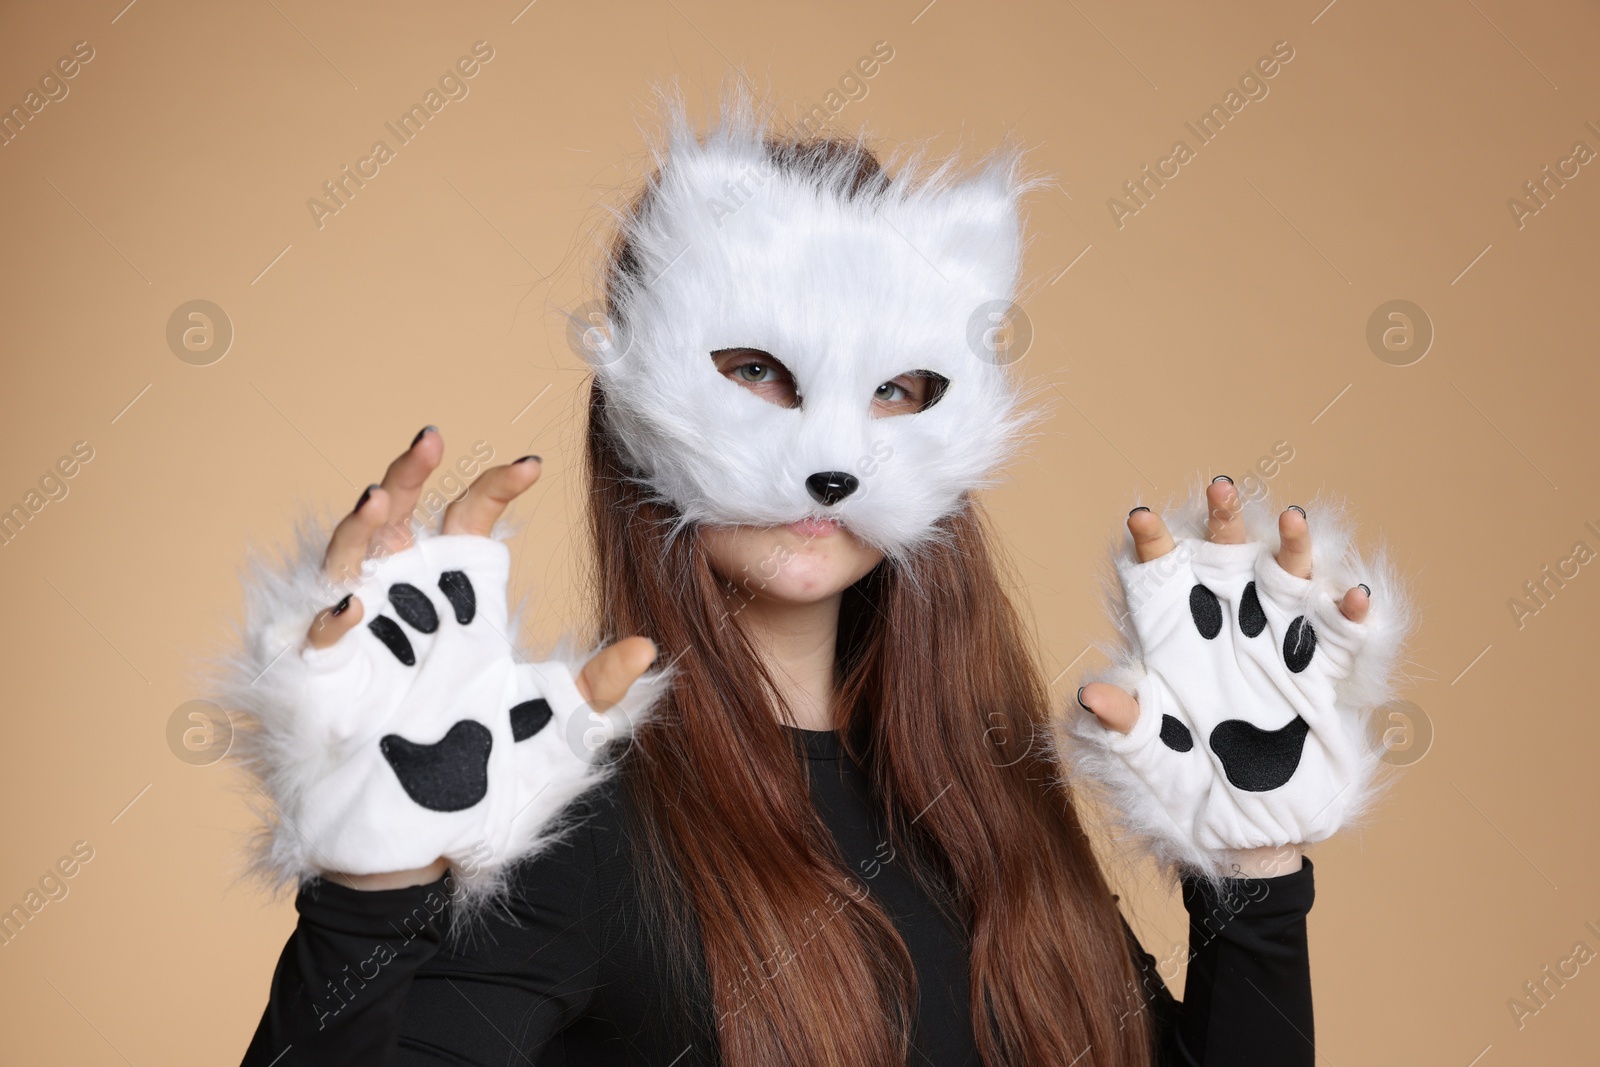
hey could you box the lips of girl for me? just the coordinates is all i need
[785,517,840,538]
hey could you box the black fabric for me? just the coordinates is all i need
[1159,714,1195,753]
[436,570,476,624]
[1117,864,1318,1067]
[241,874,452,1064]
[1283,617,1317,673]
[1189,584,1223,639]
[1238,581,1267,638]
[367,616,415,666]
[510,698,554,742]
[388,583,440,634]
[378,720,493,812]
[1208,716,1312,792]
[242,727,1317,1066]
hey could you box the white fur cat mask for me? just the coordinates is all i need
[582,101,1041,558]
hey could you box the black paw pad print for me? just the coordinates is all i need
[1209,716,1312,792]
[388,583,439,634]
[380,720,492,812]
[510,699,553,742]
[1189,584,1223,639]
[367,572,477,666]
[1189,581,1275,643]
[367,616,416,666]
[1163,581,1320,792]
[1159,715,1194,752]
[1282,616,1317,673]
[437,570,475,623]
[369,572,559,812]
[1238,582,1267,638]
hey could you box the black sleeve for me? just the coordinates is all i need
[239,874,454,1066]
[1124,856,1317,1067]
[392,816,604,1064]
[239,802,604,1067]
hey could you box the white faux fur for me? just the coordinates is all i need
[587,90,1046,560]
[1063,486,1415,880]
[200,504,673,908]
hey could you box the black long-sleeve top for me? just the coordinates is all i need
[241,726,1316,1065]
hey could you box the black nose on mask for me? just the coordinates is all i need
[805,471,859,507]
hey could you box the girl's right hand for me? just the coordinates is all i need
[310,430,658,890]
[228,428,668,893]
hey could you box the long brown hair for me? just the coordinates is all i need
[581,134,1151,1066]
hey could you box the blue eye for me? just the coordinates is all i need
[875,381,907,402]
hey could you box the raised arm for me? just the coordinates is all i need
[1123,857,1316,1067]
[1068,474,1413,1060]
[219,429,663,1062]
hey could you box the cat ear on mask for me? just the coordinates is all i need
[901,153,1032,295]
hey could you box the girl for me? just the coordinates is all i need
[225,101,1406,1067]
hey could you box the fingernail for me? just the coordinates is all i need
[354,483,379,513]
[330,594,353,616]
[411,425,437,448]
[1358,583,1371,597]
[1128,506,1151,517]
[1211,475,1233,485]
[1287,505,1307,518]
[514,454,542,464]
[1076,686,1091,712]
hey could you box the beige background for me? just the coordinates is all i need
[2,0,1596,1062]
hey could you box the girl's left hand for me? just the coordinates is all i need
[1079,477,1371,725]
[1069,476,1408,877]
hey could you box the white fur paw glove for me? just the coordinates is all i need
[215,520,669,891]
[1068,493,1413,875]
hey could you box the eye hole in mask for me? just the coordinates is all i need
[712,348,801,409]
[711,348,949,418]
[880,371,949,416]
